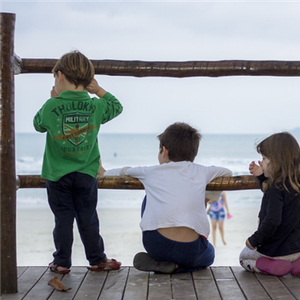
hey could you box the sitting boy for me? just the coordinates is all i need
[104,122,232,273]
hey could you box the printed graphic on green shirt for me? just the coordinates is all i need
[63,113,90,145]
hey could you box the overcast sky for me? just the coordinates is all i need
[2,0,300,134]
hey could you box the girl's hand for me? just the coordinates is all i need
[249,161,263,176]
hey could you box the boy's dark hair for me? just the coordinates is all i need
[52,50,94,88]
[158,122,201,162]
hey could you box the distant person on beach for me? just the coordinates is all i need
[103,122,232,273]
[239,132,300,276]
[33,50,123,274]
[207,191,232,247]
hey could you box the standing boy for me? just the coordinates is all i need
[33,50,122,273]
[104,122,232,273]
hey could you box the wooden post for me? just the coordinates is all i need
[0,13,18,294]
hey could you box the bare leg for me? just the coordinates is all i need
[218,220,226,245]
[211,219,217,247]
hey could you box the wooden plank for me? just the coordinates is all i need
[211,267,246,300]
[48,267,87,300]
[99,268,129,300]
[2,266,300,300]
[193,268,221,299]
[73,269,107,300]
[22,270,63,300]
[1,266,47,300]
[171,272,197,300]
[123,267,148,300]
[148,273,172,300]
[280,275,300,300]
[255,273,296,300]
[231,266,270,300]
[17,267,28,278]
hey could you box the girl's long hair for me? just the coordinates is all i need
[257,132,300,193]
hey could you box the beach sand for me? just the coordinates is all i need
[16,206,260,267]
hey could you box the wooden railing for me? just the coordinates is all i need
[16,57,300,78]
[17,175,259,190]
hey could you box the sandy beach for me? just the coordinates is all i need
[16,205,260,268]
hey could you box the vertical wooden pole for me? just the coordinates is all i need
[0,13,18,294]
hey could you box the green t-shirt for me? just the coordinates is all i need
[33,90,123,181]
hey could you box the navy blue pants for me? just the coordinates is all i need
[141,196,215,273]
[46,172,106,268]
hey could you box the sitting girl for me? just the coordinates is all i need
[240,132,300,276]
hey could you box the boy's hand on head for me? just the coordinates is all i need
[85,78,100,94]
[249,161,263,176]
[51,86,58,98]
[85,78,107,98]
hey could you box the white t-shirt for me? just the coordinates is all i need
[104,161,232,238]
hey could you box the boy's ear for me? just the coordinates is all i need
[57,71,65,82]
[162,146,169,158]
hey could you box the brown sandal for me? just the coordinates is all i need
[87,258,122,271]
[49,261,71,274]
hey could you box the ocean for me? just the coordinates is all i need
[15,132,273,210]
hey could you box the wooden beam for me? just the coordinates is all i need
[0,13,18,294]
[17,58,300,77]
[17,175,259,190]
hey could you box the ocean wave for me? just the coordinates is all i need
[16,157,43,174]
[15,133,263,209]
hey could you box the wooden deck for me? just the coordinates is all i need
[1,266,300,300]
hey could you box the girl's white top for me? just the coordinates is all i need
[104,161,232,238]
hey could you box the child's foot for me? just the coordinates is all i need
[49,261,71,274]
[291,257,300,276]
[256,257,292,276]
[87,258,122,271]
[133,252,177,274]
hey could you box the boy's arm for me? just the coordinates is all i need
[104,166,147,179]
[33,110,47,133]
[104,167,130,176]
[101,93,123,123]
[207,166,232,183]
[33,88,55,133]
[86,78,123,123]
[97,159,107,176]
